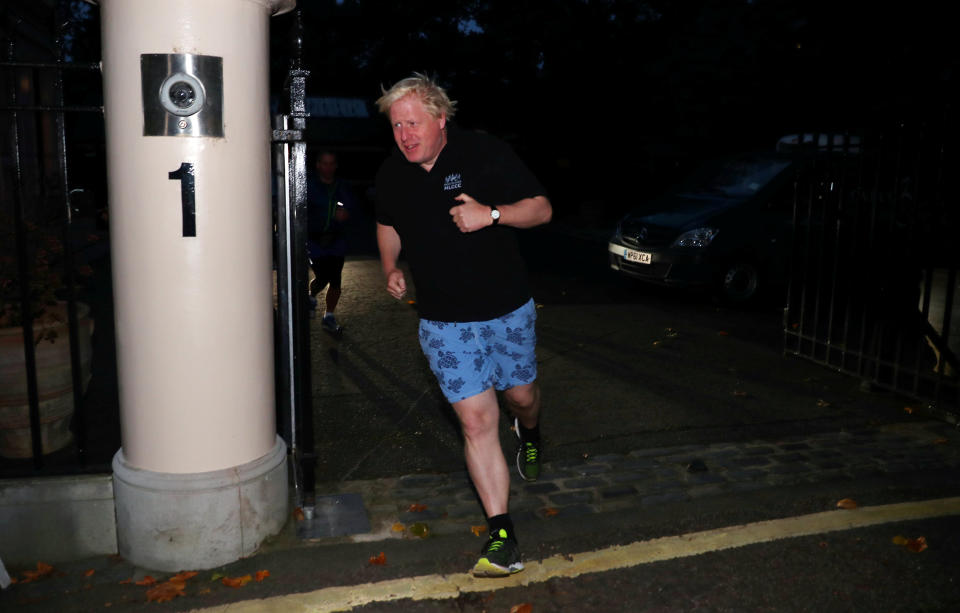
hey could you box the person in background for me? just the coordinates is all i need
[374,73,552,577]
[307,150,357,335]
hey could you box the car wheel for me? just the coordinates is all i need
[719,261,760,304]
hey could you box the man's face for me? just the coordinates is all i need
[388,94,447,171]
[317,154,337,182]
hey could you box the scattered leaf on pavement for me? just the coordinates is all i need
[905,536,928,553]
[510,604,533,613]
[17,562,56,583]
[255,570,270,582]
[471,525,487,536]
[892,535,928,552]
[407,503,428,512]
[409,522,429,538]
[210,572,225,582]
[146,580,186,603]
[368,552,387,566]
[84,569,95,577]
[836,498,858,510]
[904,406,914,414]
[135,576,157,586]
[293,507,305,521]
[407,300,416,305]
[171,571,198,582]
[392,522,406,533]
[543,507,559,518]
[221,574,253,588]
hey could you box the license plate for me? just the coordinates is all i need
[623,248,652,264]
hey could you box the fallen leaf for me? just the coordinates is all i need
[510,604,533,613]
[407,300,416,305]
[135,576,157,586]
[368,552,387,566]
[18,562,56,583]
[221,575,253,588]
[119,578,131,585]
[146,580,186,603]
[255,570,270,582]
[210,572,225,582]
[582,453,589,459]
[543,507,560,518]
[933,438,948,445]
[409,522,429,538]
[904,406,914,414]
[471,525,487,537]
[293,507,305,521]
[170,571,198,583]
[816,399,831,408]
[198,588,212,595]
[836,498,858,510]
[905,536,928,553]
[892,535,908,545]
[407,503,428,512]
[84,569,96,577]
[392,522,406,533]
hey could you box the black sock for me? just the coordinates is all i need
[518,421,540,445]
[487,513,517,543]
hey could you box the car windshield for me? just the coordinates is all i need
[679,156,792,200]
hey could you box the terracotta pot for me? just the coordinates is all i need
[0,302,94,458]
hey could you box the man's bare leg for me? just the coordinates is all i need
[451,387,509,517]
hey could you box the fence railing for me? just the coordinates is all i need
[1,6,114,475]
[783,121,959,423]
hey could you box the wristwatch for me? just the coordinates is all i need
[490,205,501,225]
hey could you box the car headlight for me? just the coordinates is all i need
[672,227,718,248]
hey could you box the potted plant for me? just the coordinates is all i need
[0,216,97,459]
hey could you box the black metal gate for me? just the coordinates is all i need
[1,3,112,473]
[783,119,959,423]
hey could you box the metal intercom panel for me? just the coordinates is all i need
[141,53,224,137]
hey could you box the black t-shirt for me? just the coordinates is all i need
[375,126,547,322]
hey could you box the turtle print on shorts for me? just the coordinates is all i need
[419,299,537,404]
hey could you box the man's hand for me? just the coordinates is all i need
[449,193,493,233]
[386,269,407,300]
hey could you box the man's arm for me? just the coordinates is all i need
[449,194,552,233]
[376,222,407,299]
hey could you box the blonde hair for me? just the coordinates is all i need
[376,72,457,120]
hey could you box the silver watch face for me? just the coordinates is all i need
[491,208,501,220]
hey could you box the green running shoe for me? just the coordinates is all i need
[514,417,540,481]
[472,528,524,577]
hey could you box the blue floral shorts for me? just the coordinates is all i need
[418,299,538,404]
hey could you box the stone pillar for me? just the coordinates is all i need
[94,0,295,571]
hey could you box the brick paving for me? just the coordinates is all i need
[315,419,960,541]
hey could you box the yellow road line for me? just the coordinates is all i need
[192,496,960,613]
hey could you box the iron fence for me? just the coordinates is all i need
[1,5,114,475]
[783,119,959,423]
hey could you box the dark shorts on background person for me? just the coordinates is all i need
[309,255,345,292]
[418,299,537,403]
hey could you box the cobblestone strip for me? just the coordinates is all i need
[326,420,960,540]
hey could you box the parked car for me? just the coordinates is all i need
[607,151,794,303]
